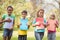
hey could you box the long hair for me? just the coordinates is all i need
[37,9,44,17]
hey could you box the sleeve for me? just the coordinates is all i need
[44,18,47,24]
[32,19,36,24]
[2,14,6,19]
[56,20,59,25]
[13,15,15,20]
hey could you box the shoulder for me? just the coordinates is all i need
[11,14,15,19]
[2,14,7,19]
[11,14,15,17]
[2,14,7,16]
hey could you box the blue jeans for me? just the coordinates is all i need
[3,29,13,37]
[48,32,56,40]
[18,35,27,40]
[35,32,44,40]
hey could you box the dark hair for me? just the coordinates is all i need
[37,9,44,17]
[22,10,27,14]
[7,6,13,10]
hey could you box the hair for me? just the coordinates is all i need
[37,9,44,17]
[50,14,55,19]
[22,10,27,14]
[7,6,13,10]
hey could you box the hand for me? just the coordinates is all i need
[55,23,58,28]
[17,23,22,28]
[4,18,12,23]
[9,27,13,30]
[7,18,12,22]
[0,21,3,24]
[35,22,40,26]
[26,23,30,29]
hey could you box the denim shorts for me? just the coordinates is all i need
[35,32,44,40]
[48,32,56,40]
[3,29,13,37]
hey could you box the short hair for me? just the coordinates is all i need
[7,6,13,10]
[22,10,27,14]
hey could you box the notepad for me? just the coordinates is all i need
[20,19,28,30]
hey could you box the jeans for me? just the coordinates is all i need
[48,32,56,40]
[18,35,27,40]
[35,32,44,40]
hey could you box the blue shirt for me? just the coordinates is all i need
[20,18,28,30]
[33,18,46,32]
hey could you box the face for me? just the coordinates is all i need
[7,8,13,15]
[22,13,27,18]
[39,10,44,17]
[50,14,55,19]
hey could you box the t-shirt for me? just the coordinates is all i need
[20,18,28,30]
[47,19,58,32]
[33,18,46,32]
[18,18,29,35]
[36,17,45,29]
[2,14,15,29]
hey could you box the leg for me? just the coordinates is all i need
[8,30,13,40]
[18,35,22,40]
[48,32,52,40]
[3,29,8,40]
[35,32,41,40]
[8,36,11,40]
[40,32,44,40]
[3,36,7,40]
[23,35,27,40]
[51,32,56,40]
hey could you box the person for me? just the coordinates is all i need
[0,6,15,40]
[46,14,59,40]
[17,10,30,40]
[32,9,46,40]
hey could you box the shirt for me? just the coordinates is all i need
[33,18,46,32]
[47,19,58,32]
[18,18,29,35]
[2,14,15,29]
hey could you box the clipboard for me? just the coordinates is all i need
[20,19,28,30]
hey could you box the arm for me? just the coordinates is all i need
[1,14,11,23]
[27,22,30,29]
[12,20,15,28]
[17,23,22,28]
[0,20,3,24]
[44,18,47,28]
[32,24,37,27]
[3,19,11,23]
[32,19,38,27]
[55,20,59,28]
